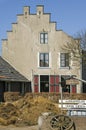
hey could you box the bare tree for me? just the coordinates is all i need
[62,30,86,63]
[61,38,81,63]
[76,29,86,50]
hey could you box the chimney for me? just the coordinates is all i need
[23,6,30,17]
[37,5,44,16]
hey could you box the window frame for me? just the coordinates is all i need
[40,33,48,44]
[39,53,49,68]
[60,53,69,67]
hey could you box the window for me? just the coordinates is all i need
[60,53,69,67]
[40,33,48,44]
[39,53,49,67]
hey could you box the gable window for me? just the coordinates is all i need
[60,53,69,67]
[40,33,48,44]
[39,53,49,67]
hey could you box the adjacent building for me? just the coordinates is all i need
[2,5,82,94]
[0,56,31,101]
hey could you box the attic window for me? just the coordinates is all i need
[40,33,48,44]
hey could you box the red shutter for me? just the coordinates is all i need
[55,76,59,92]
[50,75,59,92]
[34,75,39,92]
[50,75,55,92]
[72,85,76,93]
[50,76,54,85]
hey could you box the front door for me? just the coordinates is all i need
[40,75,49,92]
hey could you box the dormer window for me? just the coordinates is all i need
[40,33,48,44]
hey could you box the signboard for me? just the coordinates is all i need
[59,100,86,104]
[59,100,86,109]
[59,99,86,116]
[59,104,86,109]
[66,79,79,84]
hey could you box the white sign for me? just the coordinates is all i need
[59,100,86,110]
[59,104,86,109]
[59,100,86,104]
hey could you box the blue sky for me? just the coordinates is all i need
[0,0,86,55]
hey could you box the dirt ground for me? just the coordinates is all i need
[71,116,86,130]
[0,117,86,130]
[0,125,38,130]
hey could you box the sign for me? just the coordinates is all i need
[59,104,86,109]
[59,100,86,104]
[66,79,79,84]
[59,100,86,110]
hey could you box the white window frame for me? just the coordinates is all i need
[38,52,51,68]
[60,53,69,68]
[40,33,48,44]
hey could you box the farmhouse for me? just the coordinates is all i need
[1,5,82,95]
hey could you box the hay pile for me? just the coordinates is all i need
[0,93,86,126]
[0,95,61,126]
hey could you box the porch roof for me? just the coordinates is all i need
[0,56,29,82]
